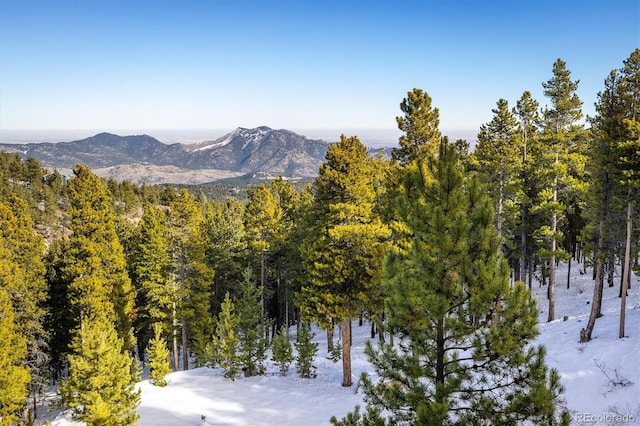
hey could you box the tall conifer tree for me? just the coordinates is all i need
[537,59,586,322]
[300,135,390,387]
[337,140,569,425]
[0,259,30,425]
[65,164,136,351]
[131,203,174,361]
[392,88,442,164]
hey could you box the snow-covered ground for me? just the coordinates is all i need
[43,263,640,425]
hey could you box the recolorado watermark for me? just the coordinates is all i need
[575,412,637,424]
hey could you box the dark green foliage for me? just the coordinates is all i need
[294,323,318,379]
[339,140,568,425]
[271,325,293,376]
[330,405,385,426]
[236,268,267,376]
[392,88,442,164]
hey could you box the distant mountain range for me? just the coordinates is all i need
[0,127,333,184]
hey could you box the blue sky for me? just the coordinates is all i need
[0,0,638,142]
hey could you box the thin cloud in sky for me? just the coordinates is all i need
[0,0,638,136]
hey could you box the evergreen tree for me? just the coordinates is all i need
[294,323,318,379]
[581,68,628,342]
[0,196,49,420]
[203,199,247,309]
[215,292,241,380]
[130,203,174,362]
[392,88,442,164]
[59,313,140,426]
[236,267,267,376]
[338,140,569,425]
[300,135,391,387]
[0,274,30,426]
[617,48,640,338]
[45,240,75,378]
[513,90,541,286]
[65,164,136,352]
[244,182,284,328]
[471,98,520,240]
[169,189,213,371]
[271,325,293,376]
[147,323,171,387]
[536,59,587,322]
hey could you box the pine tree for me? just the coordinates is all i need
[581,68,628,342]
[0,276,30,426]
[169,189,213,371]
[513,90,541,286]
[536,59,586,322]
[45,239,75,378]
[617,48,640,338]
[65,164,136,352]
[392,88,442,164]
[472,98,520,241]
[131,203,174,362]
[300,135,391,387]
[271,325,293,376]
[59,313,140,426]
[215,292,240,380]
[244,183,284,328]
[147,323,171,387]
[236,267,267,377]
[294,323,318,379]
[337,140,569,425]
[0,196,49,420]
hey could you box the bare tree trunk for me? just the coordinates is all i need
[341,319,352,387]
[182,318,188,370]
[620,200,633,338]
[548,163,558,322]
[581,223,605,342]
[327,322,334,353]
[172,301,179,370]
[608,251,615,288]
[497,170,503,239]
[567,256,572,289]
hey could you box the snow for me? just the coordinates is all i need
[42,263,640,425]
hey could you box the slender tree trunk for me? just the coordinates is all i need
[182,318,188,370]
[567,257,572,289]
[548,155,558,322]
[520,203,526,285]
[581,223,606,342]
[341,319,352,387]
[327,322,334,353]
[608,251,615,288]
[497,170,503,239]
[172,302,179,370]
[620,200,633,338]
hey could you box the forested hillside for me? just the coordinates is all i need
[1,50,638,425]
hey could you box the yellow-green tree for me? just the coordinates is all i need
[0,196,48,421]
[147,323,171,387]
[65,164,136,351]
[0,264,30,426]
[300,135,390,387]
[60,313,140,425]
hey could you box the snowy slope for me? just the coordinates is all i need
[43,264,640,425]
